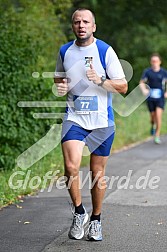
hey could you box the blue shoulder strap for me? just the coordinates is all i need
[96,39,110,72]
[60,41,74,62]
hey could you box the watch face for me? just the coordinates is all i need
[102,76,106,81]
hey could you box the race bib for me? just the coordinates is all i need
[150,89,162,99]
[73,96,98,114]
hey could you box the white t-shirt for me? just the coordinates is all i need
[55,38,125,130]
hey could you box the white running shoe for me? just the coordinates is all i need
[87,220,103,241]
[68,206,88,240]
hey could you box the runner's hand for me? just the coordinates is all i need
[142,88,150,96]
[86,64,101,85]
[55,78,68,96]
[165,92,167,98]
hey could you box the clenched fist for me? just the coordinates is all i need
[86,64,101,85]
[54,78,68,96]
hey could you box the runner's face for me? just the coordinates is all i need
[72,11,96,43]
[150,56,161,68]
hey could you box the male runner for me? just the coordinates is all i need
[140,53,167,144]
[54,8,127,241]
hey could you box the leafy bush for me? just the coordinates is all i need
[0,0,74,170]
[0,14,51,170]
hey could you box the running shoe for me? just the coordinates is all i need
[154,136,161,144]
[87,220,103,241]
[68,206,88,240]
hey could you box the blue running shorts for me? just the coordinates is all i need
[61,120,115,156]
[147,98,165,112]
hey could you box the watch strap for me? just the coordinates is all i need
[98,76,106,86]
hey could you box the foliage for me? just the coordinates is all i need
[0,14,47,169]
[0,0,72,170]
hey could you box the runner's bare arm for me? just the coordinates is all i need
[165,80,167,98]
[54,51,68,96]
[100,78,127,93]
[86,64,127,94]
[139,79,150,96]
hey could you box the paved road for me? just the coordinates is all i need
[0,136,167,252]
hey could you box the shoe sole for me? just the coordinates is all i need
[68,213,89,240]
[87,236,103,241]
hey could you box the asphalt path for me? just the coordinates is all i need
[0,135,167,252]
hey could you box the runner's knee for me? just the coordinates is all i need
[64,162,79,177]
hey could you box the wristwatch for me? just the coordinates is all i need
[98,75,106,87]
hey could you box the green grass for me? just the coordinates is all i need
[0,144,64,207]
[0,104,167,208]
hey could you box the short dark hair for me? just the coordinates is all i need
[150,53,162,61]
[72,8,96,23]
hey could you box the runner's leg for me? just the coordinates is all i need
[147,100,156,135]
[155,107,163,137]
[150,111,156,125]
[62,140,85,207]
[90,154,108,215]
[150,111,156,135]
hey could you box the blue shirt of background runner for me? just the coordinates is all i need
[141,67,167,91]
